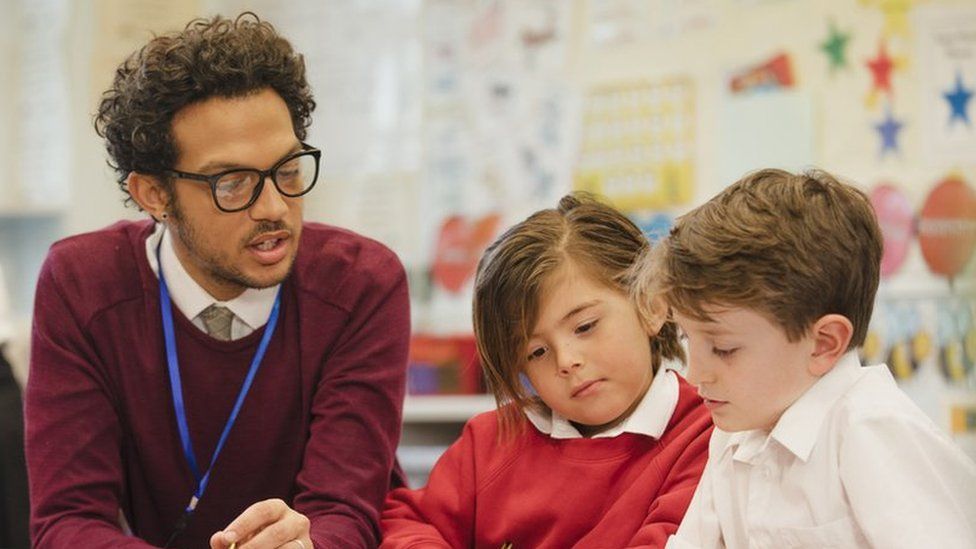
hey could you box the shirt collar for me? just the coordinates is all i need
[525,359,682,439]
[145,223,278,330]
[721,351,866,463]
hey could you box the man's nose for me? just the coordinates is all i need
[249,175,289,221]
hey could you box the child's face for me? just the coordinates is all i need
[523,262,654,436]
[673,307,819,432]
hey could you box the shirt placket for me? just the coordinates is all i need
[746,453,777,549]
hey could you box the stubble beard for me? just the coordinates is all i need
[168,199,296,291]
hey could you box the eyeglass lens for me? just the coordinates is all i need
[213,153,317,210]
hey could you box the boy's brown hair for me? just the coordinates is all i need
[473,193,684,436]
[635,168,882,348]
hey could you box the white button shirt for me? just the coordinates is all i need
[669,352,976,549]
[145,224,278,340]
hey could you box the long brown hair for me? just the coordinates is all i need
[473,193,684,436]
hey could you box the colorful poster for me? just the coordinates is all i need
[575,79,696,212]
[939,301,974,384]
[916,5,976,164]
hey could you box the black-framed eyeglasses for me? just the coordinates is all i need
[163,143,321,213]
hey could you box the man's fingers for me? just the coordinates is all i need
[213,499,311,549]
[220,498,289,545]
[210,529,236,549]
[239,510,310,549]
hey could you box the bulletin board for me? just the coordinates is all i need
[1,0,974,446]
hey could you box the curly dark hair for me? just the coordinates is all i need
[94,12,316,204]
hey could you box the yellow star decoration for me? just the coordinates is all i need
[859,0,927,38]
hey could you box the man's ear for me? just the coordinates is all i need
[808,314,854,377]
[638,295,669,336]
[126,172,170,221]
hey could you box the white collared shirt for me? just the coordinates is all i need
[525,360,681,439]
[145,224,278,340]
[668,351,976,549]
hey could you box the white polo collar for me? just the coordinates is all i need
[525,360,682,439]
[145,223,278,331]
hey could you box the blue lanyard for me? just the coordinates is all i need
[156,245,281,517]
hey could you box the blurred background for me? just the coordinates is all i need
[0,0,974,502]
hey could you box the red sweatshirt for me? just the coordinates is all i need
[381,378,711,548]
[26,220,410,548]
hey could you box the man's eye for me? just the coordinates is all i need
[216,173,254,193]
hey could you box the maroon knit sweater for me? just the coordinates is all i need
[25,220,410,548]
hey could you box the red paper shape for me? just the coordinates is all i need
[432,214,502,293]
[918,176,976,279]
[729,53,794,94]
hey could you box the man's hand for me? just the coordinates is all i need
[210,498,312,549]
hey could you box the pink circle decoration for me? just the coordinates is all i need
[918,175,976,279]
[870,184,915,277]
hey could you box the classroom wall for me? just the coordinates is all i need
[0,0,974,456]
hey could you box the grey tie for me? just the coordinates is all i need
[199,304,234,341]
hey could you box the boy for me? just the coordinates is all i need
[634,169,976,548]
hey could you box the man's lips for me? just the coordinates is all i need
[246,230,292,265]
[248,230,290,247]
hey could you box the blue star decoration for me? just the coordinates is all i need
[875,108,904,156]
[944,72,973,126]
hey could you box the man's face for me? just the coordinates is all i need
[165,88,305,300]
[673,307,819,433]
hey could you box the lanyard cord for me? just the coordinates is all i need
[157,243,282,545]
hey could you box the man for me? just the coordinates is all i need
[25,13,410,549]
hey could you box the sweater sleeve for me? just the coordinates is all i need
[25,252,154,548]
[665,429,730,549]
[623,414,712,548]
[379,419,481,548]
[294,250,411,549]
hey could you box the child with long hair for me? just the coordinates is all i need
[381,194,712,548]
